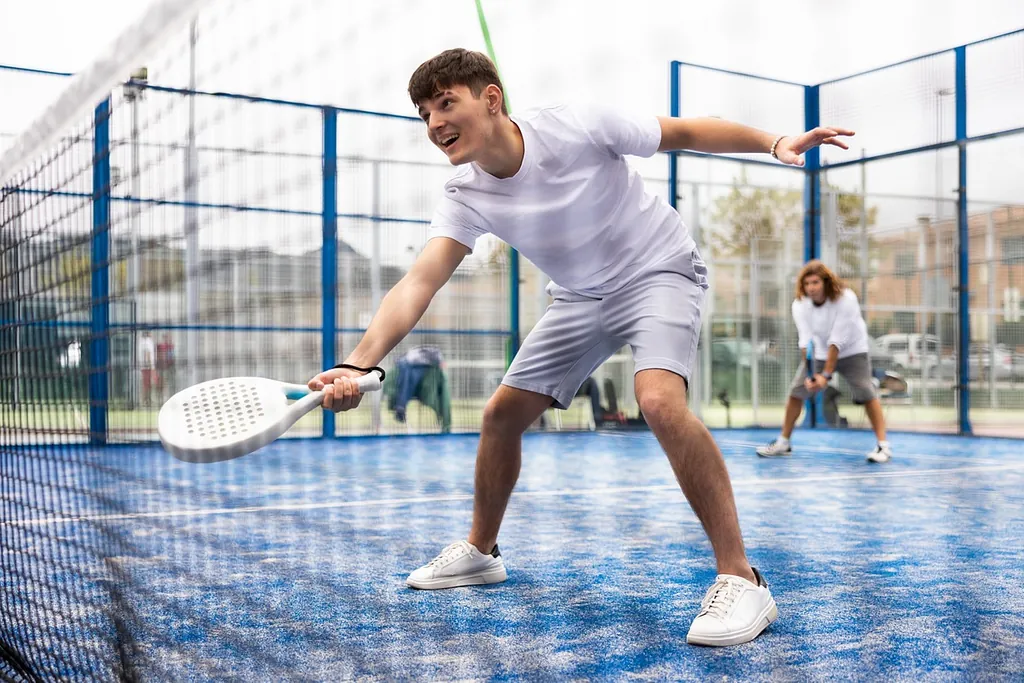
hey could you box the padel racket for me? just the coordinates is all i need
[158,370,383,464]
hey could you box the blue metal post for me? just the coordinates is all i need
[803,84,821,262]
[803,84,821,428]
[955,46,972,435]
[508,248,519,368]
[90,100,111,445]
[668,61,681,212]
[322,107,338,439]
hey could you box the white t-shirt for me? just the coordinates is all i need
[792,288,871,360]
[138,336,155,369]
[428,104,696,297]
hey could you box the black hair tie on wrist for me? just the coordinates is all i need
[331,363,386,382]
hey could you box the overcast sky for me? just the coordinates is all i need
[1,0,1022,261]
[4,0,1023,85]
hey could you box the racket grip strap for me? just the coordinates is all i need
[331,363,386,382]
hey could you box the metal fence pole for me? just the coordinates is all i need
[750,239,760,422]
[803,84,821,428]
[321,106,338,439]
[955,45,972,435]
[90,99,112,445]
[370,161,383,433]
[860,151,869,305]
[919,218,931,407]
[184,20,199,390]
[987,211,998,409]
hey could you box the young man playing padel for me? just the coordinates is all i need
[309,49,855,646]
[757,260,893,463]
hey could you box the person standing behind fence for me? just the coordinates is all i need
[756,260,893,463]
[138,330,156,408]
[156,334,175,401]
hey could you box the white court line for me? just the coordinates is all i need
[7,462,1024,528]
[717,439,1010,465]
[600,432,1010,465]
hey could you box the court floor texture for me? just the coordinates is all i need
[3,428,1023,681]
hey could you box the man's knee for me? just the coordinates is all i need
[483,386,551,434]
[635,370,688,426]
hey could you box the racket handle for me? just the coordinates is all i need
[286,372,382,400]
[355,373,382,393]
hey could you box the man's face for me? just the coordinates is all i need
[417,84,491,165]
[803,274,826,303]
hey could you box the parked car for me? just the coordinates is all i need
[874,333,955,379]
[968,343,1014,382]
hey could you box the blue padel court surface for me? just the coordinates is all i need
[6,428,1024,680]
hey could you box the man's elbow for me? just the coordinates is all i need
[657,117,693,152]
[399,270,442,307]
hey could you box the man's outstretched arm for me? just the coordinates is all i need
[309,236,470,410]
[657,117,854,167]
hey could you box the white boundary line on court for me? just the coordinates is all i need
[717,439,1009,465]
[7,462,1024,528]
[598,431,1012,465]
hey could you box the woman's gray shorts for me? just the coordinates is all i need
[790,353,878,404]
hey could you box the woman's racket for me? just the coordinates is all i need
[158,371,382,464]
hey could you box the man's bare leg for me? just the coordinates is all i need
[466,385,553,553]
[634,369,755,583]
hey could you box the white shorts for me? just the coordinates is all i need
[502,249,709,409]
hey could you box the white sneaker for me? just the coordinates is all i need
[406,540,507,590]
[686,568,778,647]
[756,438,792,458]
[867,441,893,463]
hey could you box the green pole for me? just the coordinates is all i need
[473,0,519,369]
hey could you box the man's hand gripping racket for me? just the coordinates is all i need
[158,364,385,464]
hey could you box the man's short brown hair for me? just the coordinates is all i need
[795,259,845,302]
[408,48,508,115]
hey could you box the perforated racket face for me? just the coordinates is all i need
[179,379,265,442]
[159,377,309,463]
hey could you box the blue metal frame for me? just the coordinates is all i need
[7,28,1022,444]
[141,83,421,121]
[671,60,826,428]
[0,320,514,336]
[955,46,972,436]
[668,61,680,213]
[322,107,338,439]
[669,32,1024,435]
[509,248,519,369]
[0,63,74,77]
[803,85,821,263]
[90,100,111,445]
[670,60,806,88]
[803,84,822,428]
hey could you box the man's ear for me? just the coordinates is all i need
[484,84,503,114]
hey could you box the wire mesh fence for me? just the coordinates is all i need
[2,29,1024,444]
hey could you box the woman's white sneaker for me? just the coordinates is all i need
[686,567,778,647]
[406,540,507,590]
[867,441,893,463]
[756,438,792,457]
